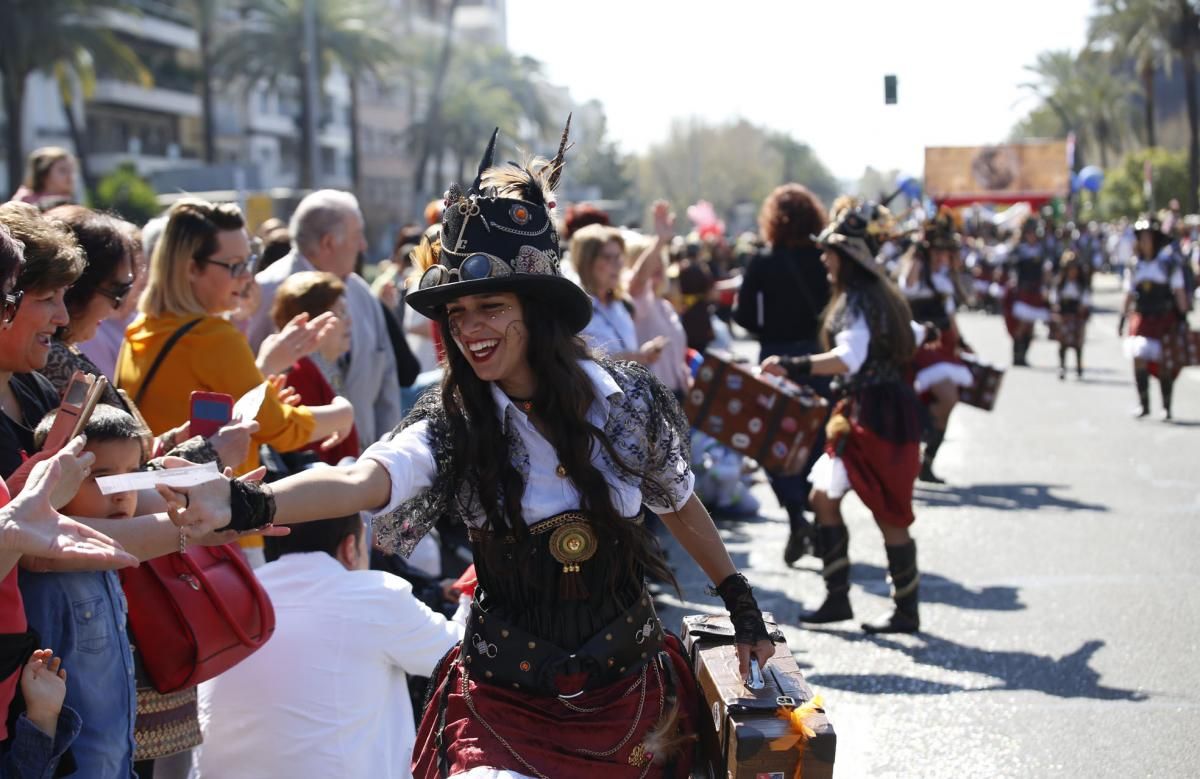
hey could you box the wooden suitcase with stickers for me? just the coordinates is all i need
[684,350,828,475]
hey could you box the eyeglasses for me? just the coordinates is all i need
[95,279,135,310]
[199,254,257,278]
[2,290,23,325]
[418,253,512,291]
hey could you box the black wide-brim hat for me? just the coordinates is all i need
[405,120,593,334]
[812,199,890,279]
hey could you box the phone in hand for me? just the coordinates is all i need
[189,391,234,440]
[42,371,106,452]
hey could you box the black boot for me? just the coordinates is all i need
[862,541,920,634]
[918,428,946,484]
[1058,346,1067,380]
[1134,369,1151,418]
[1161,376,1175,421]
[783,501,813,566]
[1012,338,1025,367]
[1075,348,1084,379]
[799,525,853,624]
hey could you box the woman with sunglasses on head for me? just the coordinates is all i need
[159,126,774,778]
[116,198,353,485]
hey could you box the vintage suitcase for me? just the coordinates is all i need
[682,614,835,779]
[685,351,828,475]
[1160,327,1200,375]
[958,352,1004,411]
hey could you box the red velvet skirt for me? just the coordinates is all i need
[1129,311,1177,340]
[412,635,700,778]
[1003,287,1049,336]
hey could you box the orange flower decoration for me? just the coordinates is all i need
[769,695,825,779]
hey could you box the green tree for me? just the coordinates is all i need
[0,0,149,195]
[92,162,160,223]
[1099,147,1189,217]
[214,0,401,189]
[632,118,837,225]
[1089,0,1177,148]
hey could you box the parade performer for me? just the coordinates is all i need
[1004,217,1051,366]
[1049,251,1091,380]
[1118,215,1190,419]
[163,124,775,778]
[762,201,924,634]
[896,210,974,484]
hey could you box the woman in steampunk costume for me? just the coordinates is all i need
[762,200,924,634]
[1118,215,1190,420]
[1049,251,1092,380]
[896,209,974,484]
[168,123,774,778]
[1004,217,1052,367]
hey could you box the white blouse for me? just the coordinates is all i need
[581,295,638,356]
[1123,254,1185,292]
[830,313,927,376]
[361,360,695,525]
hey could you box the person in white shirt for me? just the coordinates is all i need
[196,513,463,779]
[246,190,401,445]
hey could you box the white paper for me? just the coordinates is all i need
[96,462,220,495]
[232,381,269,423]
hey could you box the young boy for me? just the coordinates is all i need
[20,405,144,777]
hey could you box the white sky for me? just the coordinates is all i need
[507,0,1096,182]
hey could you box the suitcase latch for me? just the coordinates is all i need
[776,695,796,709]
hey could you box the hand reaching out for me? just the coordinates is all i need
[21,649,67,739]
[206,419,260,470]
[257,311,338,375]
[267,374,302,407]
[652,200,676,242]
[4,436,95,508]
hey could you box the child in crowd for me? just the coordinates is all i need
[1,649,81,778]
[270,270,359,465]
[20,405,146,777]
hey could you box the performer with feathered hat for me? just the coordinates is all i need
[761,200,925,634]
[161,120,775,778]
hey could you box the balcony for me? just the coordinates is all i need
[92,79,201,118]
[98,8,198,51]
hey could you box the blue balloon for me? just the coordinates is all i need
[895,174,922,200]
[1078,165,1104,193]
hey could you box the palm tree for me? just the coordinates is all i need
[1163,0,1200,212]
[215,0,401,189]
[0,0,148,196]
[183,0,220,165]
[1089,0,1176,148]
[412,0,462,199]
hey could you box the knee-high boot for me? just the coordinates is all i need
[1058,345,1067,380]
[919,428,946,484]
[799,524,853,624]
[1161,374,1175,420]
[1134,367,1151,417]
[862,541,920,634]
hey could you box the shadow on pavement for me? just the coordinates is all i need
[851,563,1024,612]
[914,482,1109,513]
[805,632,1147,701]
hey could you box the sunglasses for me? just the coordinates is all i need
[2,289,22,325]
[95,279,135,310]
[418,252,512,291]
[199,254,257,278]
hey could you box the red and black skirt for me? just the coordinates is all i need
[1003,285,1050,336]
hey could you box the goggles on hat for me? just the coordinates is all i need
[417,252,513,291]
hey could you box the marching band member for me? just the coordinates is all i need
[896,211,974,484]
[1118,215,1190,420]
[1049,252,1092,380]
[1004,217,1052,367]
[762,201,924,634]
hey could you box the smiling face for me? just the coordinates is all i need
[188,228,253,314]
[61,438,142,520]
[0,284,70,372]
[67,253,133,344]
[446,292,532,389]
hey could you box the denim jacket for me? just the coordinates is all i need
[18,571,137,779]
[0,708,83,778]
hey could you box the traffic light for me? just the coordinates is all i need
[884,75,897,105]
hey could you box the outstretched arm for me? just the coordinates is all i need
[269,458,392,525]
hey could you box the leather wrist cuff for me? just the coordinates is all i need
[710,573,771,645]
[784,355,813,380]
[227,479,276,533]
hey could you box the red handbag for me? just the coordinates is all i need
[120,544,275,694]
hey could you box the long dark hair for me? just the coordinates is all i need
[821,247,916,366]
[435,294,676,591]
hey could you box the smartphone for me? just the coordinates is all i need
[42,371,95,452]
[189,391,234,439]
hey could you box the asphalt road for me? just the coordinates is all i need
[657,273,1200,778]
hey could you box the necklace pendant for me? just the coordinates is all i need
[555,464,567,478]
[522,400,533,413]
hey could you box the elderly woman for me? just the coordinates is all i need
[10,148,76,209]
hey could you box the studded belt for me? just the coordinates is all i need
[462,588,665,697]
